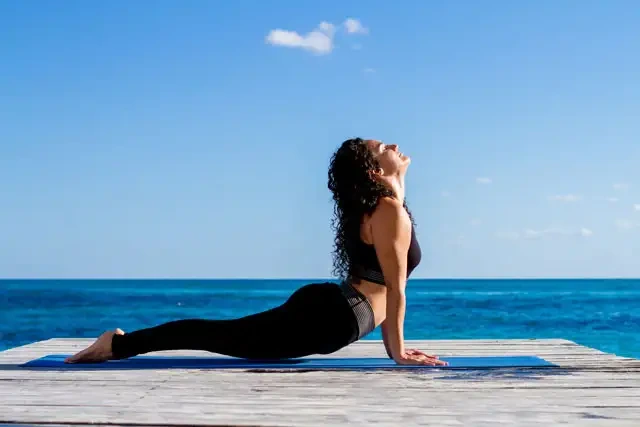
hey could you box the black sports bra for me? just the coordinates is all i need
[349,225,422,286]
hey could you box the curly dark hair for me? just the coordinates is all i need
[327,138,414,281]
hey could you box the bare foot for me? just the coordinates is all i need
[64,328,125,363]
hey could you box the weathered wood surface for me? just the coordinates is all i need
[1,338,639,426]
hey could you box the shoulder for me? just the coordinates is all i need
[370,197,408,221]
[369,197,411,234]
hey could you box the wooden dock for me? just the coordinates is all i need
[1,338,639,426]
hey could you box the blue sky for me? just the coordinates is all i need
[1,1,639,279]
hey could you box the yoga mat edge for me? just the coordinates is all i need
[21,354,557,370]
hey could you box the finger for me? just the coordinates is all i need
[65,339,100,363]
[399,355,422,365]
[65,347,90,363]
[409,349,439,359]
[416,355,444,366]
[412,355,435,365]
[426,358,447,366]
[410,352,433,361]
[430,357,448,366]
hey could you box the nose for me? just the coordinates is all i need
[389,144,399,151]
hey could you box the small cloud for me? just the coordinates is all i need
[476,177,492,184]
[497,227,593,240]
[318,22,334,33]
[523,229,543,239]
[525,227,593,239]
[448,234,468,247]
[613,183,630,191]
[616,219,640,230]
[549,194,581,202]
[470,218,482,226]
[265,21,335,55]
[634,204,640,211]
[496,231,520,240]
[608,197,619,203]
[580,228,593,237]
[441,190,451,198]
[363,67,375,74]
[351,43,362,50]
[343,18,368,34]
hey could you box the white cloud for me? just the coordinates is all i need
[613,183,630,191]
[265,21,336,55]
[351,43,362,50]
[522,229,542,239]
[580,228,593,237]
[363,67,375,73]
[266,18,369,55]
[470,218,482,226]
[616,219,640,230]
[608,197,619,203]
[476,177,492,184]
[634,204,640,211]
[497,227,593,240]
[319,21,335,34]
[496,231,520,240]
[527,227,593,239]
[448,234,468,247]
[549,194,581,202]
[441,190,451,198]
[344,18,368,34]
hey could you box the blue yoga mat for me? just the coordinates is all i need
[21,355,555,370]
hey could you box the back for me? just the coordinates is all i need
[350,213,422,285]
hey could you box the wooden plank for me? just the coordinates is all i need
[0,339,625,359]
[3,338,638,371]
[0,339,639,426]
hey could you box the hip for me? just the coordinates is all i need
[287,281,376,343]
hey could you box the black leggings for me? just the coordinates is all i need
[111,282,362,360]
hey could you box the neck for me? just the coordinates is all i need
[385,174,406,201]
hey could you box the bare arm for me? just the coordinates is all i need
[369,197,411,362]
[381,319,393,359]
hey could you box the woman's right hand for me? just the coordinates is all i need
[394,350,449,366]
[64,328,125,364]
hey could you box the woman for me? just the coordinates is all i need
[65,138,447,366]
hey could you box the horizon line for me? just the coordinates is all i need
[1,277,639,281]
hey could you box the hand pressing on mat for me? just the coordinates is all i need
[64,328,125,363]
[395,349,448,366]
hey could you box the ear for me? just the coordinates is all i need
[368,167,383,181]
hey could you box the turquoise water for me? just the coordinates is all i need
[1,279,639,358]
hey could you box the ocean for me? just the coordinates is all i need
[1,278,639,359]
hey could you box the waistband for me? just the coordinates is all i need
[338,281,376,340]
[350,265,386,285]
